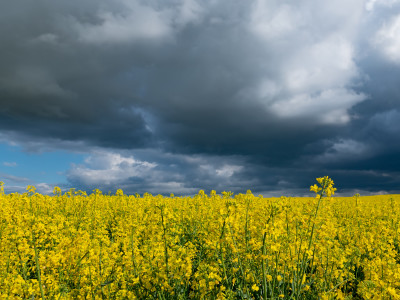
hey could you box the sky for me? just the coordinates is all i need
[1,0,400,196]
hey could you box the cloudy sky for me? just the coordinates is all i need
[1,0,400,196]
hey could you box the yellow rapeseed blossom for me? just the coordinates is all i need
[0,177,398,298]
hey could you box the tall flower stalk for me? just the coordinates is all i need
[293,176,336,298]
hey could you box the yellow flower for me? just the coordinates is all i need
[0,176,397,299]
[310,184,320,193]
[251,284,259,291]
[388,287,399,298]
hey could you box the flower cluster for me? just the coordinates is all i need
[310,176,337,199]
[0,178,399,299]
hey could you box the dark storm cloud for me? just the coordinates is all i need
[1,0,400,195]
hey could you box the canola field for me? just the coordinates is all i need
[1,177,400,299]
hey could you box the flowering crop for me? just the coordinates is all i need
[0,178,400,299]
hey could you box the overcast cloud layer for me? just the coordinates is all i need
[1,0,400,195]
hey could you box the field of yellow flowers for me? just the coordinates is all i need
[1,177,400,299]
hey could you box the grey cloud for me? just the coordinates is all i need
[0,172,30,183]
[65,149,250,194]
[1,0,400,194]
[63,147,399,197]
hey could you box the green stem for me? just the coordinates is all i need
[32,231,45,300]
[219,217,229,287]
[262,232,268,300]
[158,206,170,283]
